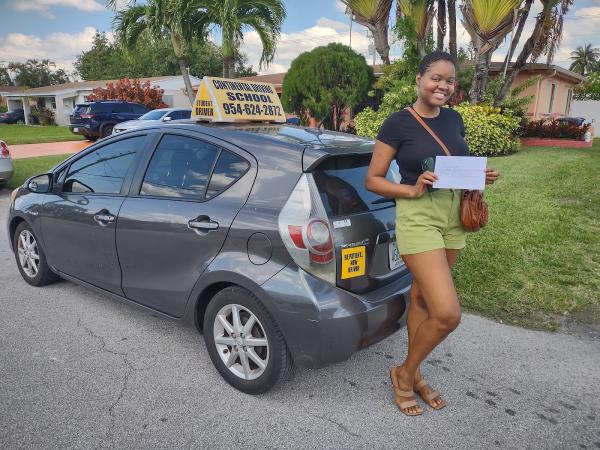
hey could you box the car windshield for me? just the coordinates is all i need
[139,110,167,120]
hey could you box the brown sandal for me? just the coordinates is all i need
[389,367,423,416]
[414,378,446,410]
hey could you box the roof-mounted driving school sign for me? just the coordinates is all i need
[192,76,286,123]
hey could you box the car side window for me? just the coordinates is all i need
[112,103,130,113]
[179,110,191,119]
[63,136,144,194]
[205,150,250,199]
[140,134,219,200]
[132,104,148,114]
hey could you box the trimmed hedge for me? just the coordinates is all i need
[454,103,521,156]
[521,118,591,140]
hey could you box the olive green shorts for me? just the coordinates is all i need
[395,189,466,255]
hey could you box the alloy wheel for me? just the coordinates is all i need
[213,304,269,381]
[17,230,40,278]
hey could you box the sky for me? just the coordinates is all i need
[1,0,600,80]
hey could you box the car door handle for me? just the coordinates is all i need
[188,217,219,231]
[93,211,115,225]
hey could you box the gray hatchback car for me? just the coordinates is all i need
[7,121,411,394]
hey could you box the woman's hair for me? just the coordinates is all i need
[418,51,457,75]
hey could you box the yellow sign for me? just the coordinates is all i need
[192,76,286,123]
[341,246,366,279]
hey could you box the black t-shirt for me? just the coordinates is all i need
[376,107,470,185]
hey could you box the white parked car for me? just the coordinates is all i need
[0,139,14,187]
[112,108,192,134]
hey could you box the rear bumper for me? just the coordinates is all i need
[0,162,14,184]
[69,124,98,138]
[261,265,411,368]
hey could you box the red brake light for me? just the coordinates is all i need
[0,142,9,158]
[288,225,306,249]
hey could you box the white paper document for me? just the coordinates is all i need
[433,156,487,190]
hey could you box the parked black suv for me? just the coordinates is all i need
[69,100,149,140]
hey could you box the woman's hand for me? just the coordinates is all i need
[485,167,500,185]
[411,171,438,198]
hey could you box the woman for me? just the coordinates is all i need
[365,51,500,416]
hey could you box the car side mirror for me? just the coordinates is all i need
[162,116,172,122]
[27,174,51,193]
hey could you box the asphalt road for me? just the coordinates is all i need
[1,189,599,449]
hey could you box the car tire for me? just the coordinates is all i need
[100,124,114,138]
[13,222,58,287]
[204,286,292,395]
[86,135,98,142]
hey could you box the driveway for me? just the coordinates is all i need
[0,190,598,449]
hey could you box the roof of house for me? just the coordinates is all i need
[488,62,586,83]
[5,76,195,97]
[0,86,25,95]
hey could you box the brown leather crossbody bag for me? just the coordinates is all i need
[405,106,488,232]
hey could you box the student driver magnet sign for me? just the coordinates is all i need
[341,246,366,279]
[192,76,286,123]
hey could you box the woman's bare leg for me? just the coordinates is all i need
[394,248,462,411]
[409,249,461,408]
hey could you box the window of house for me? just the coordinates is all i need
[548,83,557,113]
[51,99,57,109]
[565,88,573,115]
[63,136,143,194]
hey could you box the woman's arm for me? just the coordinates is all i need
[365,140,437,199]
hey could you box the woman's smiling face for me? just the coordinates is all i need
[416,60,456,107]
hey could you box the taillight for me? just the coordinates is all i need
[278,174,336,284]
[0,141,10,158]
[1,113,8,118]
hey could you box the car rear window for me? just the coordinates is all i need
[312,154,400,217]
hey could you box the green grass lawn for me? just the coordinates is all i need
[0,125,85,145]
[3,142,599,331]
[6,154,71,189]
[454,141,600,330]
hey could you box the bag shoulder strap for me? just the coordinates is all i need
[405,106,452,156]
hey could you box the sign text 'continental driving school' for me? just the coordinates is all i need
[192,76,286,123]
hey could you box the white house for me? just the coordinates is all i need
[4,75,201,126]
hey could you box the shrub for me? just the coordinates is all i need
[354,79,417,138]
[29,106,56,126]
[454,103,521,156]
[520,119,591,140]
[87,78,168,109]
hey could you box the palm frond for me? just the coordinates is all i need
[397,0,435,39]
[460,0,523,53]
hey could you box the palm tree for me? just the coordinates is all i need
[436,0,446,52]
[112,0,208,104]
[460,0,524,103]
[185,0,286,78]
[397,0,435,58]
[569,44,600,75]
[447,0,457,58]
[495,0,574,105]
[341,0,393,64]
